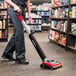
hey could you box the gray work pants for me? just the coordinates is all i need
[3,7,26,60]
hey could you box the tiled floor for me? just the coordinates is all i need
[0,28,76,76]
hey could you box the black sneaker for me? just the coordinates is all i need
[2,53,16,61]
[15,59,29,65]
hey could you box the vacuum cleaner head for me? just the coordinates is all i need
[40,59,62,70]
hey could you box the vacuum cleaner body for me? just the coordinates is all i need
[16,11,62,69]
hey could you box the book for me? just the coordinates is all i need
[0,30,1,38]
[3,20,5,29]
[0,30,2,38]
[0,1,8,9]
[49,30,54,40]
[51,20,67,32]
[52,7,69,18]
[0,20,2,29]
[52,0,70,6]
[71,23,76,34]
[54,31,60,41]
[58,34,66,45]
[72,6,76,18]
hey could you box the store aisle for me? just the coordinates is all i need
[0,30,76,76]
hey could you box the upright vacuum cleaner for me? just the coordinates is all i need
[16,11,62,70]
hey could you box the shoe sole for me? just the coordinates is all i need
[15,61,29,65]
[2,56,16,61]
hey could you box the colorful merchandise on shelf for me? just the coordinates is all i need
[37,11,50,16]
[0,30,4,38]
[30,25,41,31]
[26,13,42,31]
[52,0,70,7]
[0,1,8,9]
[0,0,8,41]
[3,20,5,29]
[26,5,50,26]
[52,7,69,18]
[0,30,2,38]
[26,13,42,18]
[69,7,72,18]
[58,34,66,45]
[70,6,76,18]
[51,20,67,32]
[0,20,5,29]
[71,23,76,34]
[54,31,60,41]
[0,11,7,16]
[26,19,42,25]
[50,0,76,50]
[48,30,54,40]
[71,0,76,4]
[0,20,2,29]
[49,30,66,45]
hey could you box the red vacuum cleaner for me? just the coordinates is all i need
[16,11,62,70]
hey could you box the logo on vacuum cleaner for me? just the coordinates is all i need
[32,40,36,46]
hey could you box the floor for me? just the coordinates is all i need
[0,28,76,76]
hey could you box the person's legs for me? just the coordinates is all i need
[2,7,29,64]
[9,7,25,60]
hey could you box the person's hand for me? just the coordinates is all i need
[14,5,21,12]
[28,15,33,24]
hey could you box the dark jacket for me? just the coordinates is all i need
[12,0,27,8]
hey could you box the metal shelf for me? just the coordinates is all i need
[0,8,8,10]
[0,29,6,30]
[49,39,65,47]
[52,5,69,9]
[70,4,76,6]
[26,18,42,19]
[70,18,76,20]
[49,1,76,51]
[50,28,67,34]
[67,46,76,50]
[68,33,76,36]
[0,38,7,42]
[27,24,42,25]
[51,18,68,20]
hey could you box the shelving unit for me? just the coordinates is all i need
[49,0,76,51]
[66,0,76,50]
[0,0,8,42]
[28,5,51,30]
[26,13,42,32]
[30,6,50,21]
